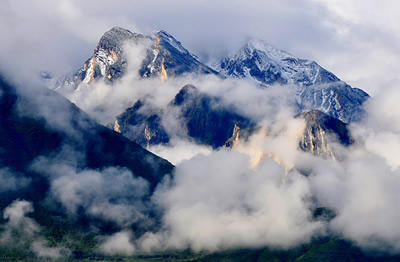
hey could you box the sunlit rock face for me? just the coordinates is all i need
[139,30,217,79]
[49,27,218,90]
[78,26,137,85]
[116,85,255,149]
[116,84,352,158]
[46,27,368,125]
[116,99,170,149]
[298,110,352,158]
[44,27,365,159]
[225,124,241,148]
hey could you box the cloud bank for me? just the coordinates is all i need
[2,56,400,257]
[0,200,67,259]
[1,0,400,258]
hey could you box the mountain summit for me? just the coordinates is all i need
[76,27,142,85]
[54,27,217,90]
[219,38,340,86]
[215,38,369,123]
[48,27,368,124]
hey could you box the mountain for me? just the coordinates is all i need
[115,85,255,149]
[2,26,392,261]
[0,75,174,257]
[50,27,217,90]
[0,76,173,190]
[115,98,170,149]
[298,110,352,158]
[115,84,350,158]
[218,39,340,86]
[45,27,365,155]
[46,27,368,124]
[215,39,369,123]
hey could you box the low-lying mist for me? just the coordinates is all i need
[2,39,400,258]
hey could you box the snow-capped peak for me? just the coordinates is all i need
[154,30,189,54]
[97,27,137,51]
[48,27,216,90]
[219,37,341,87]
[243,38,294,61]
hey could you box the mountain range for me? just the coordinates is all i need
[0,75,173,258]
[45,27,367,157]
[1,26,380,260]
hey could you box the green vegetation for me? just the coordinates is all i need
[1,238,399,261]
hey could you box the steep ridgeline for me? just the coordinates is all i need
[44,27,364,156]
[0,77,173,189]
[51,27,217,90]
[0,76,173,243]
[116,85,255,149]
[115,98,170,149]
[47,27,368,124]
[216,39,369,123]
[115,84,351,158]
[298,110,352,159]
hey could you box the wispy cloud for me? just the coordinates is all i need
[1,0,399,93]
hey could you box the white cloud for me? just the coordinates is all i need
[2,0,399,95]
[47,165,151,227]
[149,139,212,165]
[0,200,66,259]
[141,150,322,252]
[99,231,136,256]
[0,168,31,193]
[3,0,400,256]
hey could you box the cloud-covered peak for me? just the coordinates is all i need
[243,38,295,61]
[154,30,189,55]
[97,26,140,51]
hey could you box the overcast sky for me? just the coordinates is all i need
[1,0,399,95]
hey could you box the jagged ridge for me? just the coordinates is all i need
[298,110,352,158]
[116,85,255,149]
[215,38,369,123]
[52,27,218,90]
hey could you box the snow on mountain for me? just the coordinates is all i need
[155,30,189,55]
[44,27,368,124]
[218,38,340,86]
[76,27,147,87]
[215,38,369,123]
[45,27,217,91]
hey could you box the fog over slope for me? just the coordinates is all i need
[66,38,400,254]
[1,1,400,258]
[3,33,400,257]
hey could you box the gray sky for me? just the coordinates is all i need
[1,0,399,95]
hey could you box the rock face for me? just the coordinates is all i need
[50,27,218,90]
[45,27,366,155]
[116,87,352,158]
[76,27,141,85]
[47,27,368,124]
[298,110,352,158]
[216,39,369,123]
[116,99,170,149]
[116,88,352,158]
[172,85,254,148]
[139,30,217,78]
[116,85,255,149]
[219,39,340,86]
[297,82,368,123]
